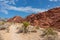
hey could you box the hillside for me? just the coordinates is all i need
[26,7,60,28]
[7,7,60,28]
[7,16,24,23]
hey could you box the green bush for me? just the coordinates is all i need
[23,21,29,33]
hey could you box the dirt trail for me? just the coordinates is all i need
[9,24,20,40]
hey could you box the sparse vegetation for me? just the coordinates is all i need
[0,22,6,30]
[35,26,40,29]
[0,21,5,25]
[41,27,58,40]
[16,27,23,33]
[22,21,29,33]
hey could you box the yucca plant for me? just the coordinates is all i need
[41,27,58,40]
[23,21,29,33]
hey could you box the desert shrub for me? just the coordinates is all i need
[22,21,29,33]
[16,22,29,34]
[23,22,29,27]
[16,27,23,33]
[0,21,6,30]
[0,22,5,25]
[41,27,58,40]
[0,25,6,30]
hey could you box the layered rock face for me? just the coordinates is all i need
[25,7,60,28]
[7,7,60,28]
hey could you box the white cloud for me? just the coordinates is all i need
[49,0,60,2]
[0,0,17,4]
[0,10,8,14]
[7,6,47,13]
[0,0,47,14]
[0,0,17,14]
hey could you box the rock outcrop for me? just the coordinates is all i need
[7,7,60,28]
[7,16,24,23]
[26,7,60,28]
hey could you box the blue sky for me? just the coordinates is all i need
[0,0,60,18]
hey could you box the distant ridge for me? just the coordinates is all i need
[7,7,60,28]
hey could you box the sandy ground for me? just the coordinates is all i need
[0,24,41,40]
[0,31,41,40]
[1,30,60,40]
[0,24,60,40]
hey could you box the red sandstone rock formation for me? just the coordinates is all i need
[7,7,60,28]
[7,16,24,23]
[26,7,60,28]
